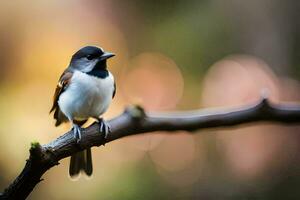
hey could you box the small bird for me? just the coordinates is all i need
[50,46,116,177]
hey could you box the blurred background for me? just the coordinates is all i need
[0,0,299,199]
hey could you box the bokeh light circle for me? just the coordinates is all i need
[120,52,184,111]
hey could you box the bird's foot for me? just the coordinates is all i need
[98,118,111,140]
[72,124,82,144]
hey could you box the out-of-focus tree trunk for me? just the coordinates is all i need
[218,0,298,76]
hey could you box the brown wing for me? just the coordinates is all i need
[50,71,73,126]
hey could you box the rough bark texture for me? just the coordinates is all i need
[1,96,300,199]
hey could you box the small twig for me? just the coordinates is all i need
[1,96,300,199]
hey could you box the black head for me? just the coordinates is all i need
[69,46,115,73]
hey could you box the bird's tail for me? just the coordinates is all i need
[69,148,93,178]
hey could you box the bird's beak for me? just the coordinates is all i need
[99,52,115,61]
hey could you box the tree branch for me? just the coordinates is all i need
[1,96,300,199]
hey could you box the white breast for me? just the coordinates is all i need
[58,70,114,120]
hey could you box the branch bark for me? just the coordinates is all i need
[1,96,300,199]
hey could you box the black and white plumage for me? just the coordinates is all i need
[50,46,116,178]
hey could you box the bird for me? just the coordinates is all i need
[50,46,116,178]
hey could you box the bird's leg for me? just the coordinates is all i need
[71,121,82,143]
[96,118,111,139]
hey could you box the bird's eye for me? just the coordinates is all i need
[86,54,94,60]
